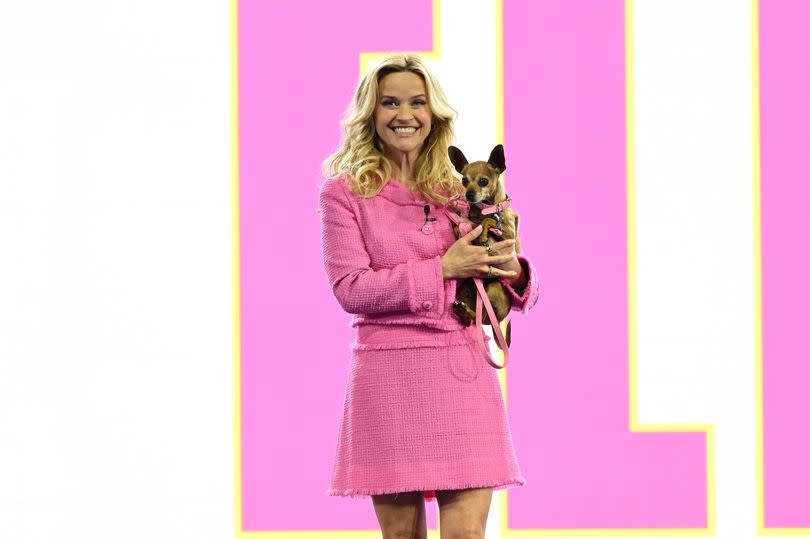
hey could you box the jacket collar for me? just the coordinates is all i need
[375,179,429,206]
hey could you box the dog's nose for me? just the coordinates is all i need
[465,192,477,202]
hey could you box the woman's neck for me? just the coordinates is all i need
[386,149,419,187]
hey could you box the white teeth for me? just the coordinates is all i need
[393,127,417,133]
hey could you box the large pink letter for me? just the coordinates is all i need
[502,0,709,530]
[758,0,810,530]
[236,0,434,532]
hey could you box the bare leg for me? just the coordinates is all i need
[435,487,493,539]
[371,491,428,539]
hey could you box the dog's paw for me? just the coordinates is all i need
[452,300,474,326]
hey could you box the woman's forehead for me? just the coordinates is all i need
[378,71,426,97]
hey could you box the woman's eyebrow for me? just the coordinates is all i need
[380,94,427,99]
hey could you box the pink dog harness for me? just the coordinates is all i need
[477,198,512,215]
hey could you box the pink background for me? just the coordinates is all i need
[759,0,810,528]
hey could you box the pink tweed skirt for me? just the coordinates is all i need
[326,324,525,502]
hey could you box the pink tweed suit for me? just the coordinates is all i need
[319,175,540,501]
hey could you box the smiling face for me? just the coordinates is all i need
[373,71,433,161]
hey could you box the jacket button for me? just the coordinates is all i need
[422,301,432,311]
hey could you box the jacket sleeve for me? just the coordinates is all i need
[500,253,540,313]
[318,178,447,318]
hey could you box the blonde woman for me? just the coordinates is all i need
[320,54,540,538]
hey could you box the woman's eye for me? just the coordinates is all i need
[412,100,426,106]
[382,100,397,107]
[478,178,489,187]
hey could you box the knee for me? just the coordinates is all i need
[383,531,427,539]
[443,525,485,539]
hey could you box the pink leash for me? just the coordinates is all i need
[444,198,511,369]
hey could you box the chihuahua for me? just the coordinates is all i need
[447,144,521,347]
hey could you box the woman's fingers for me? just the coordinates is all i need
[486,253,515,265]
[485,240,516,255]
[481,253,518,277]
[447,230,521,279]
[482,264,517,277]
[462,224,484,243]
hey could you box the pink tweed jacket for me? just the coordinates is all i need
[318,176,540,329]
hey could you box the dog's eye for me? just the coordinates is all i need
[477,178,489,187]
[461,177,469,187]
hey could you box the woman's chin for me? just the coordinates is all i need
[384,139,425,156]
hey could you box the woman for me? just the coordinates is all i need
[319,54,540,539]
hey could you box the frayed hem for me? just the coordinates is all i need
[350,318,466,330]
[326,477,526,500]
[350,324,489,351]
[350,339,481,351]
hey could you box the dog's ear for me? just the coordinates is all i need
[448,146,468,174]
[488,144,506,173]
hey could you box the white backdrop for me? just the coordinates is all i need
[0,0,759,538]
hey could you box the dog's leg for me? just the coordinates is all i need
[477,216,500,244]
[452,280,477,326]
[484,281,511,323]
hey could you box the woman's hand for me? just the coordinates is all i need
[441,225,518,280]
[486,238,527,288]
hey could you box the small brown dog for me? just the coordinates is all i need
[447,144,521,346]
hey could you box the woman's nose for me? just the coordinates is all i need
[396,104,414,118]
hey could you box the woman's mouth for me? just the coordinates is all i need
[391,126,418,137]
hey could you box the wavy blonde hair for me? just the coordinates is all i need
[321,54,463,204]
